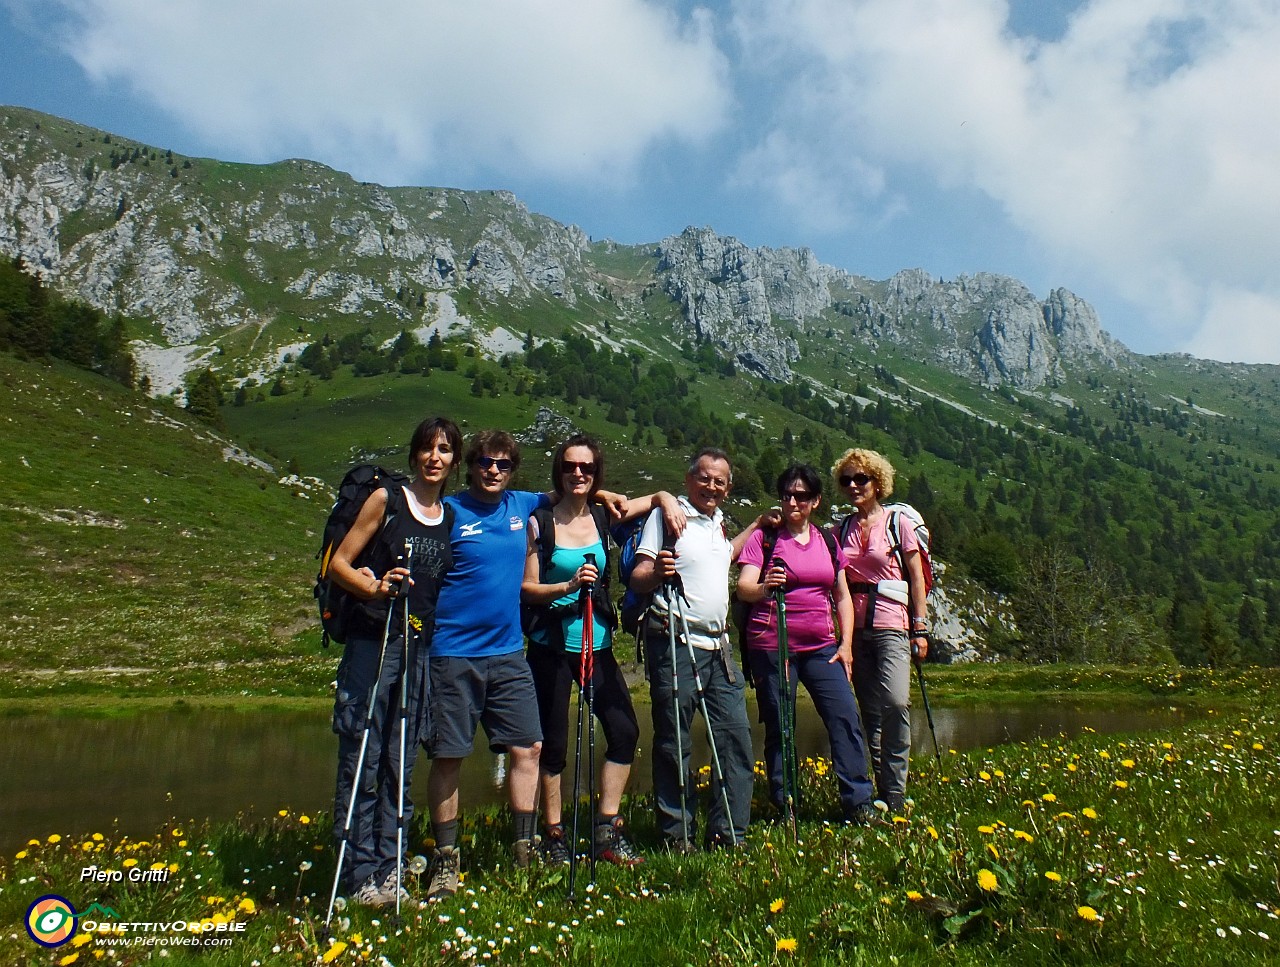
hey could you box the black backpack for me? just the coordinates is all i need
[314,464,409,648]
[522,504,617,649]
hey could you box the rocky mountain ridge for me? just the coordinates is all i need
[2,105,1127,392]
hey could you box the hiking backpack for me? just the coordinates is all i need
[836,502,935,625]
[522,504,617,649]
[314,464,410,648]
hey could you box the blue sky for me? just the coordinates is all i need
[3,0,1278,363]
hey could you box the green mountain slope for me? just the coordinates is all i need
[0,352,329,700]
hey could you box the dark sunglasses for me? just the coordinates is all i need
[839,472,873,488]
[562,461,597,476]
[476,456,514,473]
[781,490,816,503]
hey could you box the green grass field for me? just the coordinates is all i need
[3,670,1276,966]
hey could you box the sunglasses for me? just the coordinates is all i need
[475,456,514,473]
[839,472,873,488]
[561,460,597,476]
[781,490,817,503]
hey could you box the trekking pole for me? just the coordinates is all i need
[671,589,735,841]
[663,581,689,849]
[325,589,396,932]
[394,544,412,924]
[913,649,942,767]
[772,577,799,841]
[583,553,598,884]
[568,556,595,899]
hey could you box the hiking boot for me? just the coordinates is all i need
[540,825,571,865]
[350,875,393,908]
[845,802,889,827]
[662,837,698,855]
[595,818,644,867]
[377,870,411,907]
[426,846,461,901]
[513,836,541,869]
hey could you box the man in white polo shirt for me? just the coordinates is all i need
[630,447,773,850]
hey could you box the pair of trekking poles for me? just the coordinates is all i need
[663,570,737,850]
[325,544,417,933]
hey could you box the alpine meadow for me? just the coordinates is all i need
[1,106,1279,965]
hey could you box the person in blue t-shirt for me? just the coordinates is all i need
[422,428,631,900]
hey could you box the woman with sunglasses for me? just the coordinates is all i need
[521,435,681,866]
[735,464,878,824]
[832,448,929,813]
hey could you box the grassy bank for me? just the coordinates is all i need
[3,674,1277,965]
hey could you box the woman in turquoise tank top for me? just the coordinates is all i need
[521,435,681,867]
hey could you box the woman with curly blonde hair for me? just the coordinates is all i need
[831,448,929,812]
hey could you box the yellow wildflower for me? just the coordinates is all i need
[770,898,785,914]
[238,898,256,914]
[48,833,63,844]
[1044,871,1062,882]
[1252,743,1264,751]
[986,843,1000,859]
[776,938,798,953]
[1113,780,1129,789]
[58,954,78,966]
[1041,793,1057,803]
[92,833,104,842]
[1098,750,1110,760]
[1077,905,1099,921]
[123,858,137,868]
[300,815,312,825]
[906,890,924,901]
[977,825,996,835]
[977,869,998,892]
[927,826,939,840]
[1082,807,1098,820]
[1014,830,1034,843]
[322,941,348,963]
[979,770,991,781]
[15,850,27,860]
[1121,759,1135,769]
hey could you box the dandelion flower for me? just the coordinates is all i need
[906,890,923,901]
[123,858,137,868]
[977,825,996,835]
[58,954,78,966]
[1044,871,1062,882]
[1098,750,1110,760]
[979,771,991,781]
[1114,780,1129,789]
[977,869,998,892]
[1252,743,1264,751]
[927,826,939,840]
[238,898,256,914]
[1041,793,1057,802]
[15,850,27,860]
[1082,808,1098,820]
[48,834,62,844]
[770,898,785,914]
[1121,759,1135,769]
[986,843,1000,860]
[1015,830,1034,843]
[1077,906,1099,921]
[322,941,347,963]
[775,938,798,953]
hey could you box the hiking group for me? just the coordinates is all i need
[316,416,932,911]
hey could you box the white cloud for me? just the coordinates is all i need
[729,0,1280,361]
[35,0,729,184]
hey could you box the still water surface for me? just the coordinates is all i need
[0,699,1193,850]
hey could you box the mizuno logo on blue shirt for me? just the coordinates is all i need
[459,522,483,537]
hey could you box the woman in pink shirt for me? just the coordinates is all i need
[736,465,878,824]
[834,448,929,813]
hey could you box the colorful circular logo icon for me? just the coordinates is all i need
[26,895,78,948]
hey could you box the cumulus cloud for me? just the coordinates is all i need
[729,0,1280,362]
[31,0,729,184]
